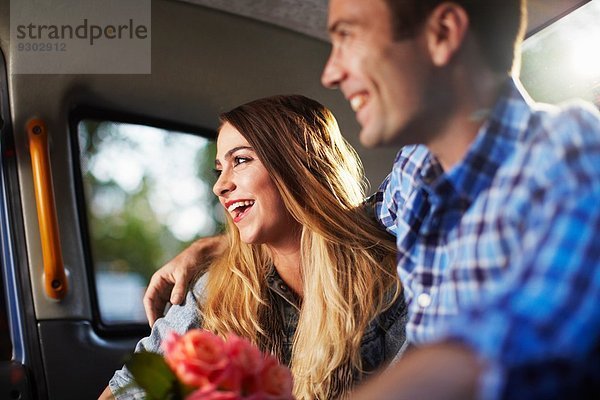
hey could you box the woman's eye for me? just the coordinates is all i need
[234,156,251,166]
[213,168,222,177]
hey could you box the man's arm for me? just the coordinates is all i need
[98,386,114,400]
[143,235,226,326]
[352,342,481,400]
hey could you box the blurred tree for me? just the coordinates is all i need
[79,120,220,283]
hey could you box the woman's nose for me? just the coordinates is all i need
[212,169,235,196]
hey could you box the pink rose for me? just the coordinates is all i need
[219,334,264,394]
[186,387,240,400]
[161,330,293,400]
[254,355,294,400]
[163,330,231,388]
[225,334,263,374]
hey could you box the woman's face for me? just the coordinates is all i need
[213,122,299,247]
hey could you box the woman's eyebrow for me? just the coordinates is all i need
[215,145,254,166]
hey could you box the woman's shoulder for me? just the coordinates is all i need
[190,271,210,302]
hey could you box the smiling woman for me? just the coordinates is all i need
[213,122,299,246]
[107,95,407,400]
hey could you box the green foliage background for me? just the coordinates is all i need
[79,120,221,283]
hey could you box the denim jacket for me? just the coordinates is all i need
[109,270,408,399]
[265,269,408,373]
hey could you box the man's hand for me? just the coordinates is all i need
[143,235,227,326]
[350,342,481,400]
[98,386,114,400]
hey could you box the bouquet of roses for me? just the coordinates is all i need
[125,329,294,400]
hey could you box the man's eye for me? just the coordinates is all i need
[234,156,251,166]
[335,28,352,40]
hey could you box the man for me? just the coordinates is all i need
[145,1,600,398]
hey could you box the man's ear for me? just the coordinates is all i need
[424,3,469,67]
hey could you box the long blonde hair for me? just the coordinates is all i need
[201,95,400,399]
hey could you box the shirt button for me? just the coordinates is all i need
[417,293,432,308]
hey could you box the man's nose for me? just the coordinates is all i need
[321,48,344,88]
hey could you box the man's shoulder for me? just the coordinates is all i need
[496,99,600,203]
[528,99,600,146]
[528,100,600,175]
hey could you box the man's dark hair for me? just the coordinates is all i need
[384,0,527,73]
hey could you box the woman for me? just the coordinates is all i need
[106,95,406,399]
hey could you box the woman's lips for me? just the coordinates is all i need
[226,200,255,223]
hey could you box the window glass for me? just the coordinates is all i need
[521,0,600,108]
[77,120,222,325]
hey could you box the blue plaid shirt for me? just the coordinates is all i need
[375,79,600,399]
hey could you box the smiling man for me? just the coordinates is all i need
[320,0,600,399]
[322,0,430,149]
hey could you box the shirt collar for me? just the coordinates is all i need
[266,267,301,310]
[423,78,534,208]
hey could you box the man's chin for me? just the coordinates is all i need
[362,119,426,149]
[358,126,385,149]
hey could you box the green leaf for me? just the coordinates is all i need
[125,352,179,399]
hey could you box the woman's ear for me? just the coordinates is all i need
[424,2,469,67]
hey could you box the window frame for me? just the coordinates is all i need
[69,105,216,336]
[520,0,600,108]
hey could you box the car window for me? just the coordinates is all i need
[76,120,222,325]
[521,0,600,108]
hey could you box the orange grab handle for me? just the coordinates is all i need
[27,119,68,300]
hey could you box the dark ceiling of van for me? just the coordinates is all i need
[181,0,328,40]
[180,0,590,40]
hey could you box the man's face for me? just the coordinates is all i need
[322,0,433,148]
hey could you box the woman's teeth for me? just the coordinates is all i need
[227,200,255,213]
